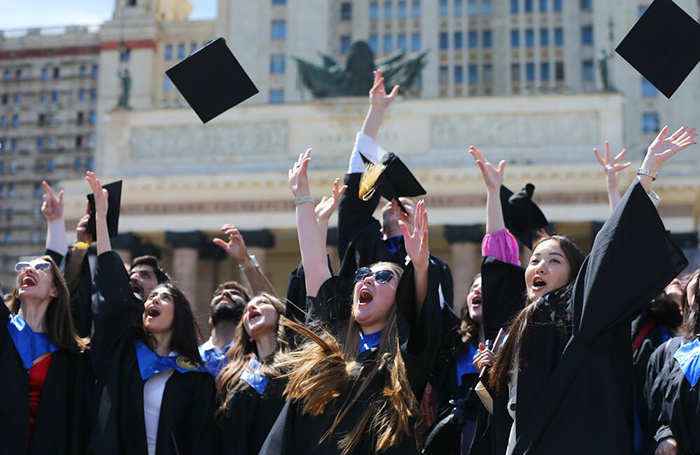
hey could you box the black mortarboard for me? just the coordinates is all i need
[87,180,122,239]
[500,184,548,250]
[359,152,426,213]
[615,0,700,98]
[165,38,259,123]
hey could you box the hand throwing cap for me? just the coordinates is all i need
[166,38,259,123]
[87,180,122,239]
[358,152,426,213]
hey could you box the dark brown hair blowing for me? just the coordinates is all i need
[680,270,700,342]
[216,293,289,416]
[8,255,88,353]
[489,235,584,395]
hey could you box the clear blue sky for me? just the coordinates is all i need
[0,0,217,30]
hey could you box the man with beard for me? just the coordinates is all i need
[128,255,170,299]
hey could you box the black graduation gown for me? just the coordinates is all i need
[497,182,686,455]
[0,301,90,455]
[220,377,286,455]
[259,261,443,455]
[645,337,700,454]
[88,251,219,455]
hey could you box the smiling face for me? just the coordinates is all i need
[352,264,399,333]
[15,259,57,303]
[524,239,572,302]
[466,276,483,324]
[143,286,175,335]
[242,295,280,341]
[130,265,159,299]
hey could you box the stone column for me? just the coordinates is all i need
[165,231,204,319]
[444,225,484,317]
[197,243,228,336]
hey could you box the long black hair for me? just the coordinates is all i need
[680,270,700,342]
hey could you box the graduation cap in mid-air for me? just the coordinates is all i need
[615,0,700,98]
[86,180,122,239]
[500,184,548,250]
[358,152,426,214]
[166,37,259,123]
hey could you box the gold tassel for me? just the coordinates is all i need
[359,162,386,201]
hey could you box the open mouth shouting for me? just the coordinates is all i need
[247,307,262,325]
[20,273,38,289]
[358,288,374,306]
[145,305,161,320]
[531,275,547,293]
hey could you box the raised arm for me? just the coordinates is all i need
[214,224,277,296]
[86,171,111,255]
[469,146,506,234]
[638,126,697,195]
[289,149,332,297]
[593,141,631,212]
[314,177,347,246]
[400,200,430,314]
[360,70,399,140]
[42,181,68,259]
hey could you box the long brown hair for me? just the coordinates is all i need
[489,236,584,394]
[680,270,700,342]
[8,255,88,353]
[458,274,482,346]
[216,293,289,415]
[278,262,417,454]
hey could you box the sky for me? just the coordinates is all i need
[0,0,217,30]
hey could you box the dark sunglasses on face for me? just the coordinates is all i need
[354,267,395,284]
[14,261,51,272]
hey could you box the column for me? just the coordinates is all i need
[197,242,228,336]
[165,231,204,316]
[444,224,484,317]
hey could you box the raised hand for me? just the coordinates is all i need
[469,146,506,191]
[86,171,108,217]
[76,211,91,243]
[369,70,399,110]
[315,178,347,223]
[593,141,631,189]
[400,199,429,270]
[213,224,249,263]
[643,126,697,172]
[41,181,64,221]
[288,149,312,197]
[473,344,495,371]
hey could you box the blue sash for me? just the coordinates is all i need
[456,343,479,387]
[6,314,59,370]
[135,340,207,380]
[673,338,700,387]
[240,358,269,394]
[198,340,232,377]
[384,235,403,254]
[359,330,382,354]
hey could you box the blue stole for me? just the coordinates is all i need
[359,330,382,354]
[240,358,269,394]
[456,343,479,387]
[135,340,207,381]
[199,340,232,377]
[384,235,403,254]
[673,338,700,387]
[6,314,59,370]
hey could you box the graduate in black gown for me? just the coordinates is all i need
[0,254,90,455]
[85,172,218,455]
[480,125,694,455]
[217,292,289,455]
[259,149,442,454]
[645,269,700,455]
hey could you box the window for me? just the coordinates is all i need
[454,32,463,50]
[467,0,477,16]
[554,28,564,45]
[526,63,535,81]
[78,89,86,101]
[541,62,550,81]
[80,65,87,77]
[5,232,11,244]
[642,113,659,134]
[581,26,593,45]
[384,1,392,19]
[128,0,137,5]
[41,67,49,80]
[641,78,658,97]
[165,44,173,60]
[7,184,14,198]
[74,157,83,171]
[369,35,379,52]
[86,157,94,171]
[539,0,547,12]
[384,34,393,53]
[34,183,42,197]
[92,65,99,78]
[482,30,493,48]
[271,20,286,40]
[455,0,463,16]
[3,70,10,81]
[90,88,98,100]
[48,136,56,150]
[555,61,565,81]
[32,231,40,245]
[0,116,4,128]
[370,2,379,20]
[340,36,351,54]
[12,115,19,128]
[440,0,448,17]
[397,34,407,51]
[483,64,493,83]
[511,63,520,82]
[553,0,562,11]
[89,111,96,125]
[411,33,421,51]
[439,32,449,50]
[468,31,478,49]
[269,89,284,104]
[190,42,198,54]
[412,0,421,18]
[6,208,13,221]
[454,65,464,84]
[511,29,520,47]
[341,2,352,20]
[582,60,594,81]
[53,67,60,79]
[164,75,172,92]
[15,70,21,80]
[272,0,286,4]
[87,134,95,149]
[77,112,84,125]
[76,135,83,149]
[439,66,449,84]
[540,28,549,46]
[0,163,3,174]
[510,0,518,13]
[13,94,20,105]
[580,0,592,11]
[468,64,478,83]
[398,1,407,18]
[177,42,186,59]
[37,137,44,150]
[10,139,17,151]
[46,159,54,172]
[40,92,47,103]
[525,29,534,47]
[525,0,533,12]
[482,0,493,14]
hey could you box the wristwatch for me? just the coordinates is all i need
[239,254,259,272]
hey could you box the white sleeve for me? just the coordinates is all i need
[46,219,68,258]
[347,132,389,174]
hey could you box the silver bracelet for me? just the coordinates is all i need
[294,195,314,206]
[239,254,259,272]
[636,168,658,181]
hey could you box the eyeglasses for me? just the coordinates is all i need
[354,267,395,284]
[14,261,51,272]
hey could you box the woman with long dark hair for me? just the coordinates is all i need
[217,292,289,455]
[0,254,89,454]
[469,125,694,455]
[260,149,442,454]
[85,172,218,455]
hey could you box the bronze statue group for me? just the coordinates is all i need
[3,71,699,455]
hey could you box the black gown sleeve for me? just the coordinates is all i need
[45,248,64,266]
[480,256,526,341]
[645,338,679,448]
[184,373,220,455]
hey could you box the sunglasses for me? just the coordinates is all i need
[354,267,395,284]
[14,261,51,272]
